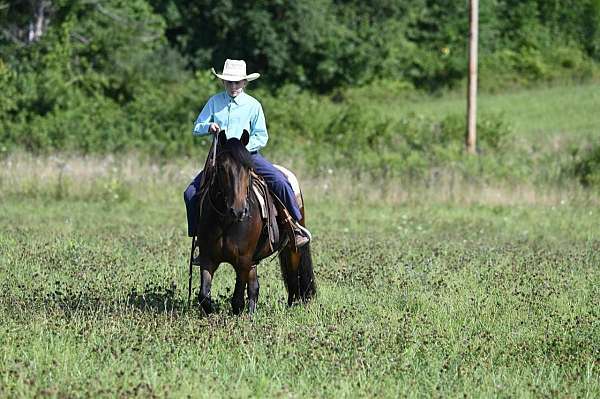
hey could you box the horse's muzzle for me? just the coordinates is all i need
[229,205,249,222]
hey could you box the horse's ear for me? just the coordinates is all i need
[218,130,227,146]
[241,129,250,146]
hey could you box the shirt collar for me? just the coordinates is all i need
[226,91,248,105]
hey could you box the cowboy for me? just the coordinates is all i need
[184,59,311,248]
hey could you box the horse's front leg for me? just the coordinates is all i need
[231,264,259,315]
[199,265,216,314]
[231,269,246,315]
[246,265,259,315]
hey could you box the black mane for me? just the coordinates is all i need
[219,137,254,169]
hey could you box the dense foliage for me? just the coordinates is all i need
[3,0,599,91]
[1,0,599,184]
[573,142,600,187]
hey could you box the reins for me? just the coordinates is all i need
[188,133,219,307]
[188,133,255,307]
[206,145,253,223]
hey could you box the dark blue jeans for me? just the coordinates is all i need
[184,153,302,237]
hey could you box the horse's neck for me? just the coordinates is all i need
[196,170,222,220]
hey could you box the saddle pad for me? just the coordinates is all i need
[251,175,279,251]
[274,165,303,209]
[252,181,268,220]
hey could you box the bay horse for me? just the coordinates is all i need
[189,130,316,315]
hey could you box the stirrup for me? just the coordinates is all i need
[293,224,311,247]
[191,255,202,266]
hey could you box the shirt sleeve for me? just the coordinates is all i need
[192,97,214,136]
[248,103,268,152]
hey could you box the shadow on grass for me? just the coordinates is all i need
[34,283,229,317]
[127,284,227,314]
[126,283,183,313]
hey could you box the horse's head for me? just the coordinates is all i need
[214,130,253,222]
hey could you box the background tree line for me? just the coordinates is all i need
[1,0,599,165]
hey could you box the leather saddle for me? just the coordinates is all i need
[251,165,303,256]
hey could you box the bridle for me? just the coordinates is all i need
[206,149,253,223]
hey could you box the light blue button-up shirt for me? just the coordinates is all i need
[193,91,268,152]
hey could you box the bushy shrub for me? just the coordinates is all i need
[480,45,599,91]
[572,144,600,187]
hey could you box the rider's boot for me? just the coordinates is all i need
[292,222,311,248]
[272,194,311,249]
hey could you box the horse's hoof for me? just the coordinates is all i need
[199,297,214,315]
[231,301,245,315]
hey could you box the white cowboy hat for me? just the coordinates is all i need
[211,59,260,82]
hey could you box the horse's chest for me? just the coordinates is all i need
[199,225,254,265]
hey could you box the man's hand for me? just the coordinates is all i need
[209,123,220,134]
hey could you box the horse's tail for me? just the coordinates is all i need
[298,244,317,301]
[279,243,316,306]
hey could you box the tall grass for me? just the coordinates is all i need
[1,152,598,208]
[1,154,599,397]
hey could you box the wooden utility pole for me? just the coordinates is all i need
[466,0,478,154]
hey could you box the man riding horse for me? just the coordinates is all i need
[184,59,312,260]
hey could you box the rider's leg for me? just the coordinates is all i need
[251,153,301,220]
[183,170,204,237]
[251,153,311,247]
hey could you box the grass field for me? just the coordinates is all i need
[382,82,600,145]
[1,159,599,397]
[1,83,599,397]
